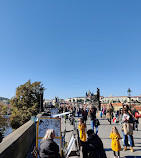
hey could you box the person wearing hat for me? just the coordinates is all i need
[82,129,107,158]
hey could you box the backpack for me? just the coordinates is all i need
[95,119,100,127]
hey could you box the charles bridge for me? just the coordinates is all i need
[0,112,141,158]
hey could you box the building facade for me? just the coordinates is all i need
[101,95,141,103]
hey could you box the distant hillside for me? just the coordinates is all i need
[0,97,9,101]
[0,97,10,104]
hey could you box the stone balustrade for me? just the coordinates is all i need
[0,114,42,158]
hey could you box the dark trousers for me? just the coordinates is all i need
[113,151,120,157]
[81,140,88,158]
[108,118,111,124]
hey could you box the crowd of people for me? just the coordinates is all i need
[78,106,106,158]
[38,103,140,158]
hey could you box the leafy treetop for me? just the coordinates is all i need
[10,80,45,129]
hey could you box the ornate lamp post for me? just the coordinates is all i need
[97,87,101,111]
[127,88,131,109]
[40,87,44,112]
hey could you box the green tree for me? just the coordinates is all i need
[10,80,44,129]
[55,102,59,108]
[0,114,8,140]
[1,105,8,115]
[0,103,9,140]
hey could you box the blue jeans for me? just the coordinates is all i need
[77,112,80,118]
[91,120,98,134]
[122,131,133,147]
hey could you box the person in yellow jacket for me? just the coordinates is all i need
[79,118,86,142]
[78,118,87,158]
[110,126,121,158]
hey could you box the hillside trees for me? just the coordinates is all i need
[0,110,8,141]
[10,80,44,129]
[55,102,59,108]
[1,105,8,115]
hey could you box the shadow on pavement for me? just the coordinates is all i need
[69,150,79,157]
[125,156,141,158]
[104,148,112,151]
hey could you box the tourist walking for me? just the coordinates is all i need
[110,126,121,158]
[106,104,113,124]
[77,107,80,118]
[103,107,107,118]
[78,118,87,158]
[116,110,120,119]
[132,107,141,131]
[94,118,100,135]
[134,110,141,131]
[59,106,63,113]
[118,108,123,123]
[82,107,88,123]
[100,108,103,118]
[82,129,107,158]
[64,107,68,112]
[78,118,87,142]
[111,103,114,119]
[122,108,134,152]
[89,106,98,134]
[39,129,60,158]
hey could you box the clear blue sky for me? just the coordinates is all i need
[0,0,141,100]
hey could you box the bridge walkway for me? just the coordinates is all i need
[27,116,141,158]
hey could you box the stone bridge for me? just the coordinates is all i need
[0,113,141,158]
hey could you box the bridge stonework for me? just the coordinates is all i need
[0,112,46,158]
[0,120,36,158]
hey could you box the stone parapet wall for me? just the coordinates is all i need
[0,120,36,158]
[0,113,43,158]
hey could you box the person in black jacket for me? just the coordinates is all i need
[82,107,88,123]
[83,129,107,158]
[39,129,60,158]
[88,106,98,134]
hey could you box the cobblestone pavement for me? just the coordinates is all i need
[62,116,141,158]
